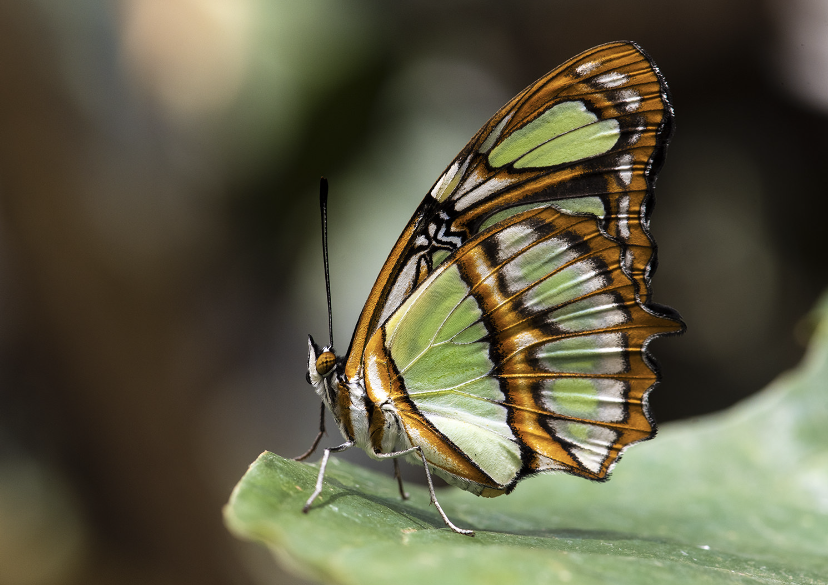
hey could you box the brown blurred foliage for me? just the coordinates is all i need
[0,1,826,584]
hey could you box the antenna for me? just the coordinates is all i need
[319,177,334,348]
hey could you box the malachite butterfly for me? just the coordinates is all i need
[298,41,684,536]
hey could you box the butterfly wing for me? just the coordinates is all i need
[360,204,683,493]
[345,41,673,380]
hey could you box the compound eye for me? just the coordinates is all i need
[315,351,336,377]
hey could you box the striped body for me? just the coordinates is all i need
[305,41,683,509]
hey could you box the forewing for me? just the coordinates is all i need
[345,41,673,381]
[362,205,683,490]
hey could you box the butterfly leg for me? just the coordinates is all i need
[392,459,409,500]
[375,447,474,536]
[293,402,326,461]
[302,440,354,513]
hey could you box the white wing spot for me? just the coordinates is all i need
[435,222,462,247]
[480,113,513,153]
[430,156,472,202]
[617,153,634,186]
[454,176,515,212]
[618,88,642,113]
[430,162,457,200]
[377,256,419,326]
[511,329,543,352]
[623,250,634,275]
[575,61,599,76]
[492,223,537,264]
[594,71,628,88]
[618,195,630,240]
[548,419,618,473]
[628,122,645,145]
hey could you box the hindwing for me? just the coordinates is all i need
[361,205,682,491]
[345,41,673,380]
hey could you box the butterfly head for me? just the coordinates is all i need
[306,334,339,394]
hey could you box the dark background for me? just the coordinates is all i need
[1,1,826,584]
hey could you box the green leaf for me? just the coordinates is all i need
[224,296,828,585]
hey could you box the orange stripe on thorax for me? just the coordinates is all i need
[333,378,355,441]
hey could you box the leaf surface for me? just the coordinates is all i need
[224,296,828,584]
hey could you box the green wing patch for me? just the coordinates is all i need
[371,203,681,487]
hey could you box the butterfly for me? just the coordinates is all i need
[297,41,684,536]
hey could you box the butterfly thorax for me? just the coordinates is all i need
[306,335,411,457]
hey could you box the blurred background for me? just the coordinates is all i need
[1,1,827,584]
